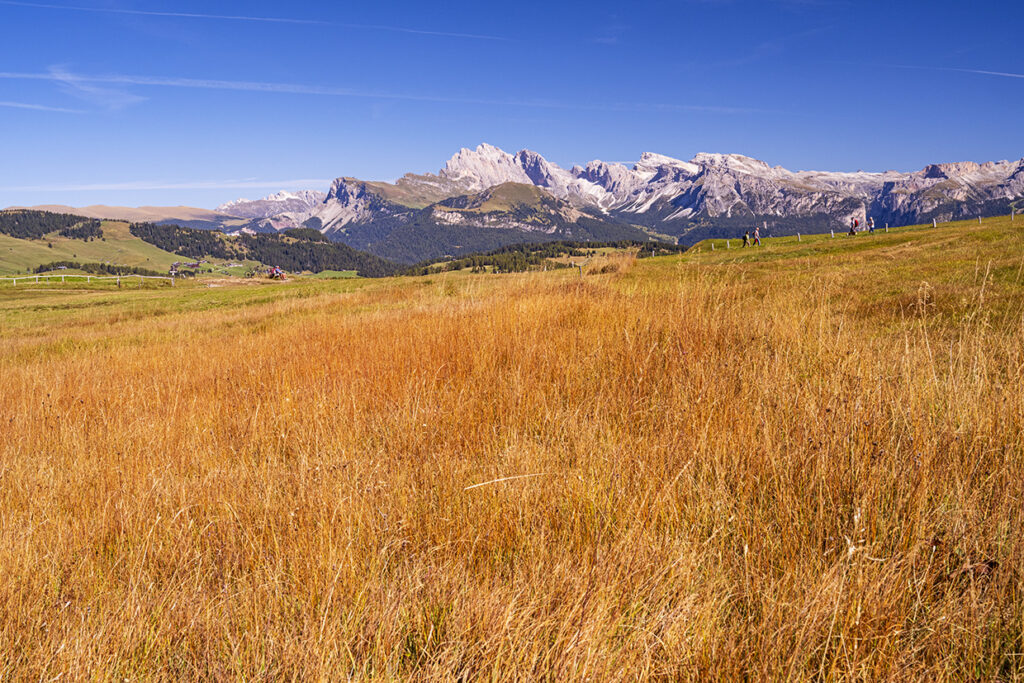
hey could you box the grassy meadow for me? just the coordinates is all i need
[0,221,181,276]
[0,220,262,277]
[1,217,1022,679]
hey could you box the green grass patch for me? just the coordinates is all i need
[308,269,359,279]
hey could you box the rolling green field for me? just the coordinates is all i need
[0,220,265,277]
[308,268,360,279]
[1,216,1023,678]
[0,221,181,275]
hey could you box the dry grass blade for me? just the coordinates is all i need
[463,473,548,490]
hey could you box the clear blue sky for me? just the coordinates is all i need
[1,0,1021,209]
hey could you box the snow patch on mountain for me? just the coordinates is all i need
[217,190,326,219]
[218,143,1024,242]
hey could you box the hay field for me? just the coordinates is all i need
[1,218,1022,679]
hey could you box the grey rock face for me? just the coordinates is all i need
[221,145,1024,245]
[217,190,326,220]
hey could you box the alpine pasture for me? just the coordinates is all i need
[1,217,1022,679]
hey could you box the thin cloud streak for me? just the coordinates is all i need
[0,178,333,193]
[0,70,768,114]
[951,67,1024,79]
[0,100,83,113]
[0,0,507,41]
[48,65,147,110]
[875,62,1024,80]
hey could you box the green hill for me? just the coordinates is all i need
[0,210,403,278]
[0,218,189,276]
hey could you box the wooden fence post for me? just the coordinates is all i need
[797,233,801,242]
[933,218,937,228]
[830,229,834,238]
[885,223,888,233]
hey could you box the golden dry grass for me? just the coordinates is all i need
[1,218,1023,679]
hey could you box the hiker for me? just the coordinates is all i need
[849,217,856,236]
[743,231,750,247]
[868,217,875,233]
[753,226,761,246]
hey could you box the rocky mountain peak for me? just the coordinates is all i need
[326,177,363,202]
[440,143,532,191]
[690,153,773,175]
[921,161,983,179]
[637,152,690,168]
[215,144,1024,256]
[216,189,326,220]
[513,149,557,186]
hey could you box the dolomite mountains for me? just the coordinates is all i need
[212,144,1024,262]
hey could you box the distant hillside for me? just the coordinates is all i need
[9,204,246,229]
[0,209,103,240]
[0,211,189,276]
[0,210,402,278]
[129,222,401,277]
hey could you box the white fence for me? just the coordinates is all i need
[0,274,176,287]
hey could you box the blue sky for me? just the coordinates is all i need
[1,0,1021,209]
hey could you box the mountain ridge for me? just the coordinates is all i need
[10,144,1023,263]
[287,145,1022,257]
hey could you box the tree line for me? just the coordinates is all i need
[128,221,401,277]
[32,261,195,277]
[237,233,401,278]
[0,210,102,240]
[402,239,686,275]
[129,222,239,260]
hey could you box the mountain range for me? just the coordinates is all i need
[15,144,1024,263]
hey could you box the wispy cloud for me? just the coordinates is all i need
[0,178,333,193]
[945,67,1024,80]
[47,65,146,110]
[0,0,507,41]
[0,68,769,114]
[873,63,1024,81]
[0,99,83,113]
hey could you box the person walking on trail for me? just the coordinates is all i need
[868,217,875,233]
[743,231,750,247]
[753,226,761,246]
[849,217,857,236]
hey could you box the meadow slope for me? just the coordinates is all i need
[0,221,185,276]
[0,218,1022,679]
